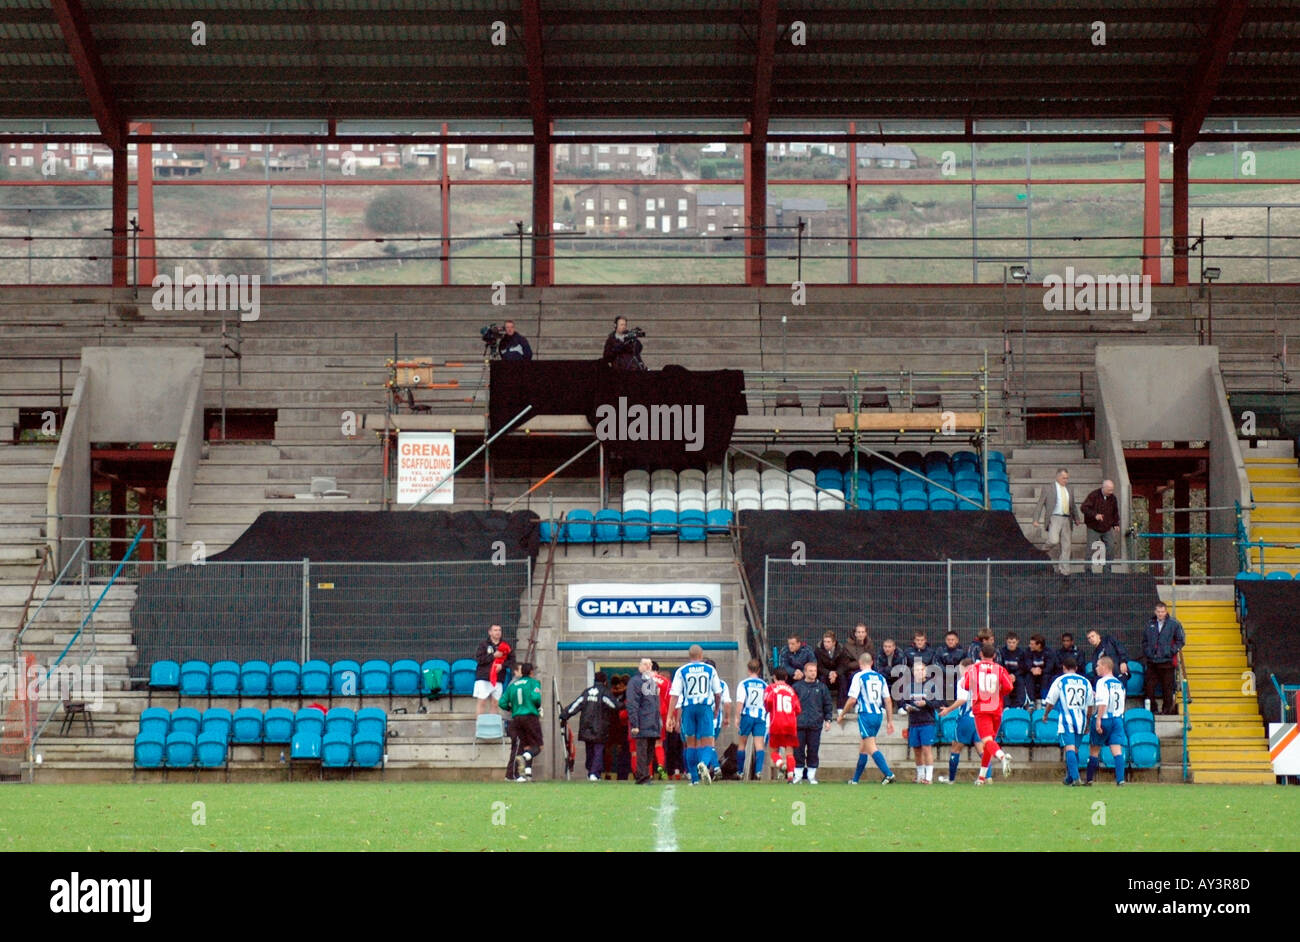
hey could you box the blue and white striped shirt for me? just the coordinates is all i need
[1046,672,1094,734]
[736,676,768,721]
[847,669,890,714]
[670,660,724,707]
[1095,675,1126,719]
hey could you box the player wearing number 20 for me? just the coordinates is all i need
[667,644,725,785]
[1086,656,1127,786]
[1042,656,1094,786]
[962,643,1016,785]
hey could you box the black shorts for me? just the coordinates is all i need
[511,715,544,752]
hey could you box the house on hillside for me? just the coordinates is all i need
[856,143,918,169]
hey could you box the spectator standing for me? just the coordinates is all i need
[560,671,619,782]
[791,661,834,784]
[1143,602,1185,715]
[780,635,815,681]
[1033,467,1084,574]
[473,624,515,717]
[1081,479,1121,570]
[625,658,663,785]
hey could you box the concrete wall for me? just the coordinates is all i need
[1094,345,1249,578]
[47,371,90,567]
[1093,380,1131,562]
[167,375,205,566]
[80,347,204,441]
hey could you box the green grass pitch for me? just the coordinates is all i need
[2,782,1299,852]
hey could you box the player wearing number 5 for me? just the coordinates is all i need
[837,652,896,784]
[1042,656,1093,786]
[962,643,1016,785]
[667,644,725,785]
[1086,656,1127,786]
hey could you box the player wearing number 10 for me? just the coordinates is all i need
[962,643,1015,785]
[667,644,725,785]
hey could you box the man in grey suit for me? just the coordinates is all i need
[1032,467,1084,574]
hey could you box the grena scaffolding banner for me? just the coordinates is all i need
[397,432,454,504]
[567,582,722,632]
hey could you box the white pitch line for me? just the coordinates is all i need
[653,785,678,852]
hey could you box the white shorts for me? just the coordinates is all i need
[474,680,502,701]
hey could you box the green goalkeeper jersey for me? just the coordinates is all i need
[500,676,542,717]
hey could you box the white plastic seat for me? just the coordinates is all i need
[791,468,815,486]
[622,491,650,513]
[790,493,818,511]
[679,469,706,493]
[762,490,790,511]
[731,469,760,490]
[650,469,678,492]
[705,488,724,511]
[732,454,759,474]
[761,469,789,493]
[761,451,787,472]
[623,469,650,494]
[818,488,846,510]
[678,493,706,514]
[733,488,761,511]
[706,466,724,492]
[650,489,678,513]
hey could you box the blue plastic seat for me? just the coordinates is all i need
[594,509,622,542]
[293,708,325,739]
[899,475,925,494]
[196,729,229,769]
[565,509,595,543]
[928,494,956,511]
[901,495,928,511]
[299,660,330,697]
[897,450,924,470]
[1098,743,1123,768]
[231,707,263,744]
[134,729,166,768]
[241,660,271,697]
[355,707,387,739]
[178,660,210,697]
[1125,662,1146,696]
[359,660,391,696]
[331,659,361,696]
[650,508,677,534]
[935,712,957,744]
[1266,570,1293,580]
[679,509,706,541]
[870,470,898,488]
[873,491,901,511]
[169,706,202,737]
[815,470,844,491]
[149,660,180,692]
[1236,571,1263,581]
[1128,731,1161,768]
[352,729,385,768]
[538,520,557,543]
[325,707,356,737]
[475,713,506,739]
[164,730,198,768]
[1030,709,1057,744]
[1124,708,1156,737]
[998,708,1032,745]
[209,660,241,697]
[321,730,353,768]
[706,508,733,533]
[622,509,650,541]
[390,659,420,696]
[139,706,171,737]
[291,730,322,761]
[270,660,301,697]
[422,659,450,696]
[991,497,1013,512]
[200,707,232,740]
[450,658,477,697]
[262,707,294,744]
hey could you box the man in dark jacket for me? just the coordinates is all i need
[791,661,834,784]
[1085,628,1130,682]
[935,630,966,702]
[602,316,645,371]
[877,639,907,709]
[497,319,533,361]
[625,658,663,784]
[1080,479,1121,569]
[998,632,1029,708]
[1056,632,1080,673]
[561,671,619,782]
[842,623,874,669]
[904,631,936,669]
[780,635,815,681]
[814,631,855,707]
[1024,633,1057,706]
[473,624,515,716]
[1143,602,1185,715]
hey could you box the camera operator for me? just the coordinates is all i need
[603,316,646,371]
[497,319,533,361]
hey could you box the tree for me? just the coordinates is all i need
[562,195,572,212]
[364,188,439,233]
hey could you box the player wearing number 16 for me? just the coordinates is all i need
[667,644,726,785]
[962,643,1016,785]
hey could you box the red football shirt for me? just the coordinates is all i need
[653,672,671,724]
[963,661,1014,714]
[764,681,801,731]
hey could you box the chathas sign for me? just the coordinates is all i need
[567,582,722,632]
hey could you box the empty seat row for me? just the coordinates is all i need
[540,508,733,543]
[1238,570,1300,580]
[149,658,475,699]
[989,707,1159,747]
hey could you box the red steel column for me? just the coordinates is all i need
[135,122,156,285]
[1143,120,1163,283]
[532,125,553,286]
[745,121,766,285]
[1172,139,1190,286]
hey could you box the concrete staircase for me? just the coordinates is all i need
[0,442,55,583]
[1005,444,1102,556]
[1242,441,1300,574]
[1176,596,1275,784]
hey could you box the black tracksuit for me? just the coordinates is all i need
[998,645,1027,708]
[1024,648,1057,703]
[935,644,966,703]
[792,678,833,773]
